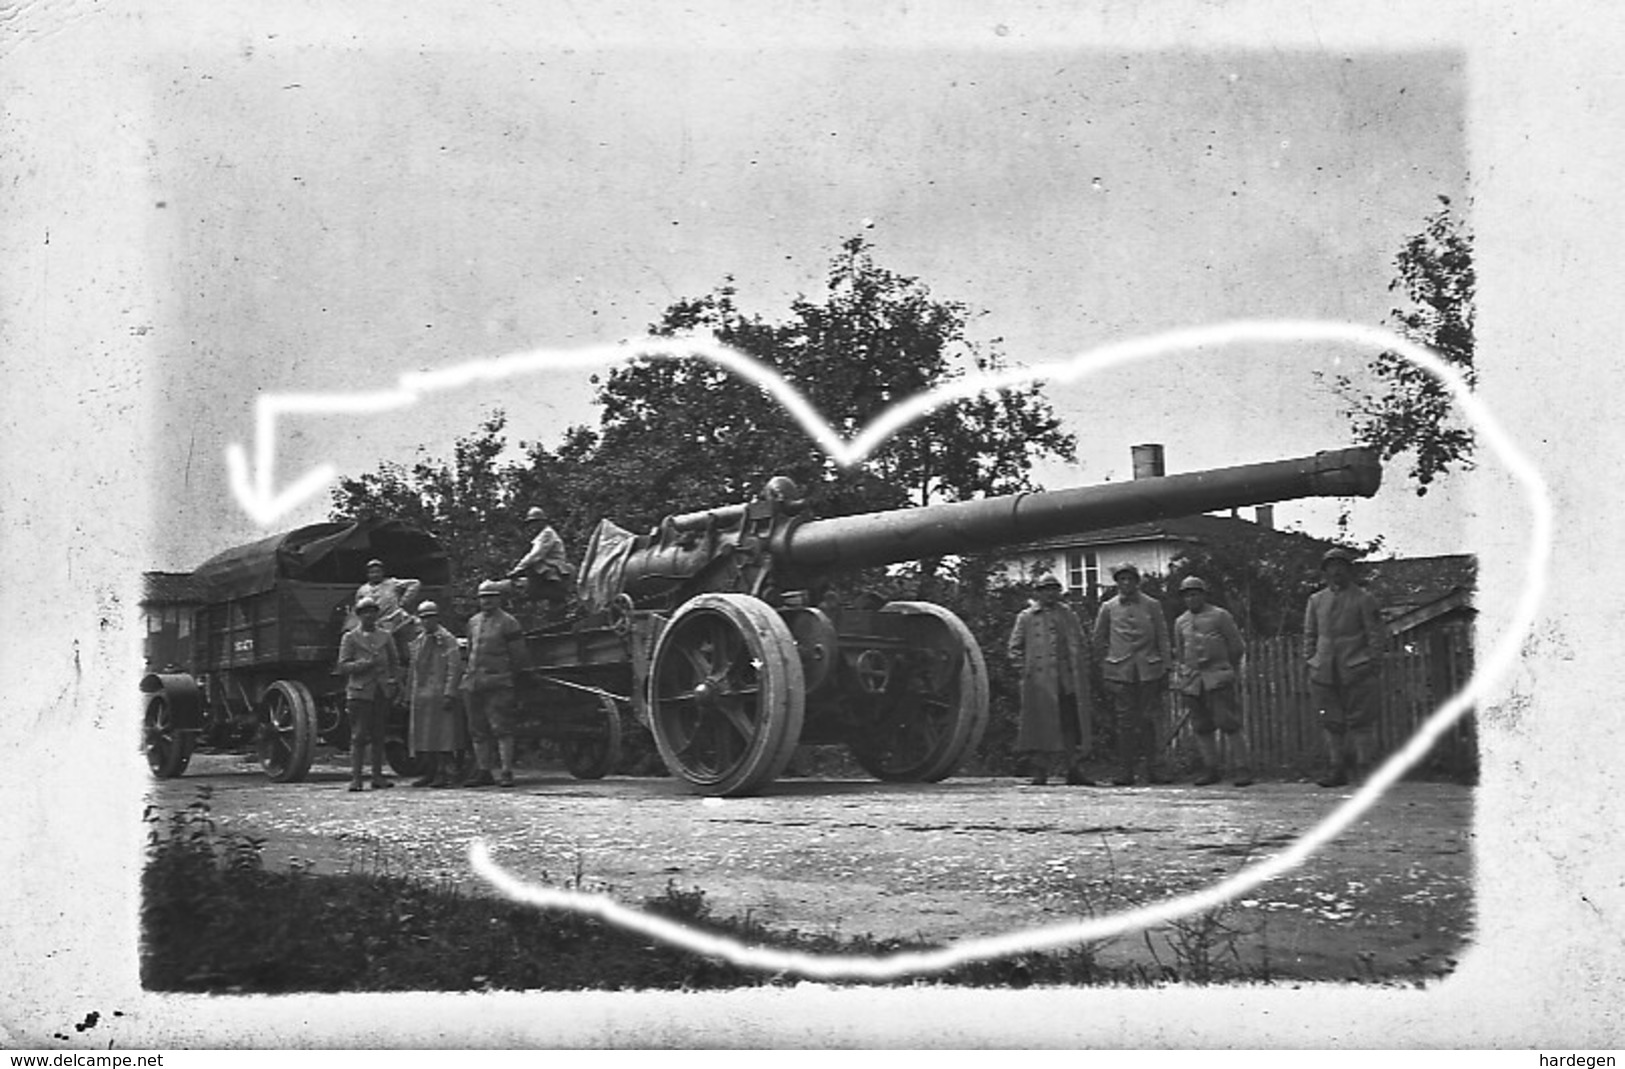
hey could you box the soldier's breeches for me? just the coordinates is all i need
[1107,680,1162,767]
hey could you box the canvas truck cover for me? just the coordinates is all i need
[191,519,451,602]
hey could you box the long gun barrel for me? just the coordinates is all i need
[778,447,1380,571]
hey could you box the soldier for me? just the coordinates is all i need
[335,597,400,792]
[355,558,423,659]
[1094,563,1172,786]
[1007,575,1095,786]
[460,579,529,788]
[1304,547,1387,788]
[1173,576,1253,787]
[407,601,465,789]
[509,506,575,622]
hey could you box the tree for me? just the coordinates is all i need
[330,411,529,615]
[1333,195,1476,494]
[580,235,1077,537]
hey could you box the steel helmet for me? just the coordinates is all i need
[417,600,439,616]
[1321,547,1357,568]
[1179,576,1208,592]
[477,579,504,597]
[1112,562,1141,581]
[355,597,380,613]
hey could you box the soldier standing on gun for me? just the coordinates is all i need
[336,597,400,792]
[1173,576,1253,787]
[1304,547,1387,788]
[356,558,423,660]
[1094,563,1172,786]
[407,600,464,789]
[1007,575,1095,787]
[461,579,529,788]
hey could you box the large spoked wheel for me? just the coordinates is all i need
[848,601,989,783]
[649,593,805,796]
[258,680,317,783]
[561,695,625,780]
[143,692,194,778]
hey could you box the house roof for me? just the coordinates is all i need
[1362,554,1477,625]
[142,571,206,605]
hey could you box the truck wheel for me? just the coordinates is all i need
[143,692,195,778]
[848,601,988,783]
[649,593,805,796]
[562,695,625,780]
[258,680,317,783]
[140,674,202,779]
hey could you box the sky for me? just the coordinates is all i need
[144,34,1469,571]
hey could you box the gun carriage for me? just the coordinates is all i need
[143,448,1380,796]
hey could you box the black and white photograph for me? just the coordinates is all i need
[2,0,1621,1052]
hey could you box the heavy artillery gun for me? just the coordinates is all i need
[546,446,1380,795]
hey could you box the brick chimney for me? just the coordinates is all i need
[1255,504,1275,529]
[1131,443,1165,480]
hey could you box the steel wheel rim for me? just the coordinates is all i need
[260,688,295,775]
[144,696,175,772]
[856,691,955,776]
[653,608,771,787]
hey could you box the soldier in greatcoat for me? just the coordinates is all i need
[1007,576,1095,786]
[407,601,465,788]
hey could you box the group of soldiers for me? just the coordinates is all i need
[1007,547,1385,790]
[333,508,571,792]
[331,504,1385,793]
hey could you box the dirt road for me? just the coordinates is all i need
[147,752,1473,982]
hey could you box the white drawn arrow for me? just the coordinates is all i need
[219,318,1552,978]
[229,319,1489,527]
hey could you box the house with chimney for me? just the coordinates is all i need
[997,443,1333,604]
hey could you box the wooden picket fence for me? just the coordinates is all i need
[1160,626,1477,778]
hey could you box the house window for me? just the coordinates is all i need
[1066,551,1084,593]
[1085,551,1100,600]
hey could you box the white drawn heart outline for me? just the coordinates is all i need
[468,318,1551,981]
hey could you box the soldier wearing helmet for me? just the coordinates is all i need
[405,600,465,788]
[510,505,575,621]
[1303,546,1387,788]
[1007,575,1095,787]
[459,578,529,787]
[1173,575,1252,787]
[355,558,423,636]
[336,596,401,792]
[1093,562,1172,786]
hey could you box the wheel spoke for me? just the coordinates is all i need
[716,701,756,742]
